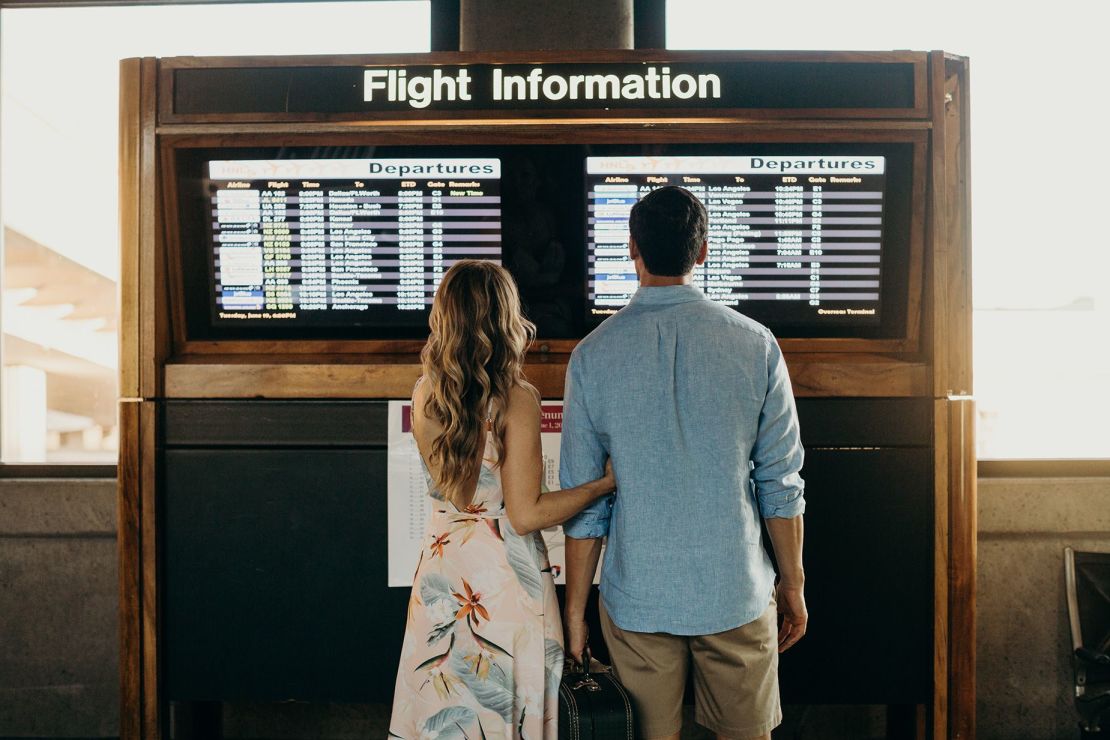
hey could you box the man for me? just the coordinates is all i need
[560,186,807,740]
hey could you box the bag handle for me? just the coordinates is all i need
[571,645,593,678]
[567,645,605,692]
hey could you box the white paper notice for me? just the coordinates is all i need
[387,400,600,587]
[386,400,433,586]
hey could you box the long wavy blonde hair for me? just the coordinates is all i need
[420,260,535,504]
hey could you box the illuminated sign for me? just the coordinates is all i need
[363,65,723,109]
[172,59,918,116]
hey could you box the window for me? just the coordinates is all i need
[668,0,1109,459]
[0,1,430,463]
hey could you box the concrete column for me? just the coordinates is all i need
[460,0,633,51]
[2,364,47,462]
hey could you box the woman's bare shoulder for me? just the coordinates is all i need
[410,376,441,433]
[508,380,541,408]
[504,382,541,427]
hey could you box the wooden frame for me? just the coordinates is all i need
[119,49,974,740]
[118,399,161,740]
[978,459,1110,478]
[121,57,171,399]
[947,397,977,740]
[118,402,141,740]
[162,353,931,400]
[120,59,142,399]
[157,50,929,125]
[929,51,975,740]
[157,124,929,368]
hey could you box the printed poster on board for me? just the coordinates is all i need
[387,400,601,587]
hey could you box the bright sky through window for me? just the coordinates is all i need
[0,2,430,462]
[669,0,1110,458]
[1,1,430,280]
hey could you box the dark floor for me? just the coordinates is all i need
[158,701,894,739]
[0,702,895,740]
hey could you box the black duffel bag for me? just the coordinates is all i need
[558,649,634,740]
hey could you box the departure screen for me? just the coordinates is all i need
[586,156,886,325]
[206,158,501,328]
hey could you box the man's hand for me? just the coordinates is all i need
[776,582,808,653]
[563,610,590,664]
[563,536,604,665]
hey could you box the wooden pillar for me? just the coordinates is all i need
[119,55,165,740]
[929,50,975,739]
[118,400,160,740]
[947,397,976,740]
[118,401,142,740]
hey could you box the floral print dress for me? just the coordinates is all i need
[389,422,565,740]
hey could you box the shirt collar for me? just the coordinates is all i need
[628,283,708,306]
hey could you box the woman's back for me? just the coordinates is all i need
[391,381,563,740]
[390,261,611,739]
[410,376,500,512]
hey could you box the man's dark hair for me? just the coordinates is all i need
[628,186,708,277]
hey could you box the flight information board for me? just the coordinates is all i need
[206,158,501,328]
[586,156,886,325]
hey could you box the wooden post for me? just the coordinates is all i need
[947,397,977,740]
[117,401,142,740]
[119,55,165,740]
[929,50,975,739]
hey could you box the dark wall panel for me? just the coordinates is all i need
[797,398,932,448]
[162,398,933,705]
[164,401,388,447]
[778,447,934,704]
[164,447,406,702]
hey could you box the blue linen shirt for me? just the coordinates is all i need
[560,284,805,635]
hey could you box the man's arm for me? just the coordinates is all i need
[751,336,807,652]
[765,515,806,652]
[558,351,611,662]
[563,536,604,662]
[500,386,614,536]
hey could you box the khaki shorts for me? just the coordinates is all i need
[600,599,781,739]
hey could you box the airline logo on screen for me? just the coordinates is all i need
[363,65,723,110]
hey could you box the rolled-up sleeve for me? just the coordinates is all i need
[560,350,612,539]
[751,336,806,519]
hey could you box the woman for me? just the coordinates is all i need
[389,260,615,740]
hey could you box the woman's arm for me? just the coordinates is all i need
[500,384,614,536]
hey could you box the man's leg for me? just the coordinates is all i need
[690,599,782,740]
[598,600,688,739]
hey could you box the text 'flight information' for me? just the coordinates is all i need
[586,156,886,324]
[207,158,500,326]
